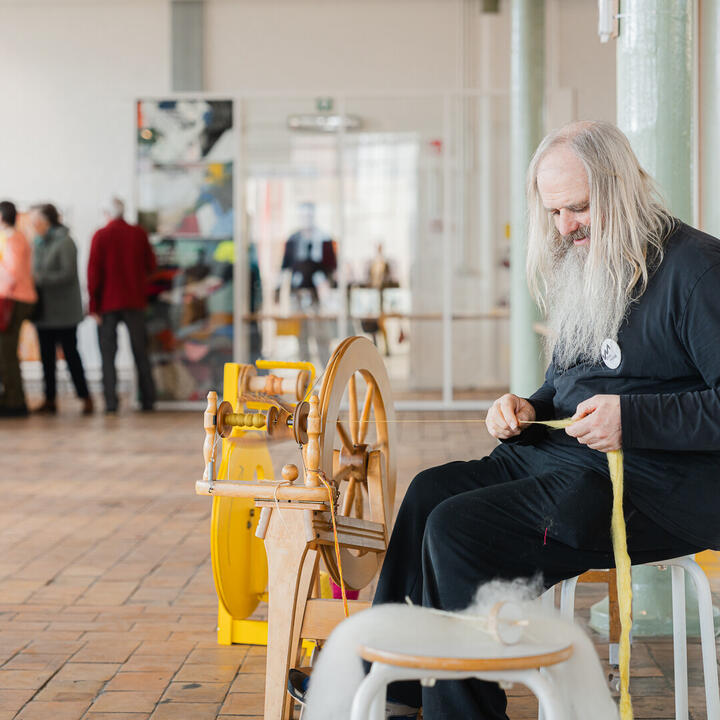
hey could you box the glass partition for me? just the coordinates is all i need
[135,92,510,407]
[450,94,511,401]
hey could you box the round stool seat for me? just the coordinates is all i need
[359,640,573,673]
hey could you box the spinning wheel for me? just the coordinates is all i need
[198,337,397,719]
[317,336,397,590]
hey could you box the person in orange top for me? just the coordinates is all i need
[0,201,37,416]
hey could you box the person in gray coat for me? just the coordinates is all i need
[31,204,93,415]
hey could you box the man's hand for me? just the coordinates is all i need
[566,394,622,452]
[486,393,536,440]
[91,313,102,326]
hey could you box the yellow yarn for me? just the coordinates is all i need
[526,418,633,719]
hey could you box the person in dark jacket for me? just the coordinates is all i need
[371,121,720,719]
[87,197,156,413]
[31,204,93,415]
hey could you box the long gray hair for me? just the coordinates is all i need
[527,121,673,313]
[526,121,675,366]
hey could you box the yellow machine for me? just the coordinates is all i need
[209,359,315,646]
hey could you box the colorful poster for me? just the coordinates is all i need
[137,99,234,401]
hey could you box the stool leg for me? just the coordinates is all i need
[351,664,389,720]
[538,587,559,720]
[677,556,720,720]
[522,669,568,720]
[560,577,579,620]
[541,586,555,611]
[670,564,688,720]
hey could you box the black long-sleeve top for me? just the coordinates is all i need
[516,222,720,548]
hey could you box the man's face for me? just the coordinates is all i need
[30,210,49,236]
[537,146,591,247]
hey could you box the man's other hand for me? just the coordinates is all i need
[566,394,622,452]
[486,394,536,440]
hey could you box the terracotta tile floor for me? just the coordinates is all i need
[0,404,718,719]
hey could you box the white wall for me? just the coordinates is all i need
[206,0,462,93]
[0,0,170,370]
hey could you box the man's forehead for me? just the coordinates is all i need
[537,146,586,178]
[536,148,589,206]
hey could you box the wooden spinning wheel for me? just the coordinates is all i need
[317,336,397,590]
[198,336,397,719]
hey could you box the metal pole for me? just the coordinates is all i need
[233,98,248,364]
[336,97,349,342]
[509,0,545,397]
[442,95,454,405]
[170,0,204,92]
[617,0,693,222]
[700,0,720,234]
[590,0,716,641]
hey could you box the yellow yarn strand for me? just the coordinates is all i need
[607,448,633,720]
[526,418,633,719]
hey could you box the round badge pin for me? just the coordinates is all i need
[601,338,622,369]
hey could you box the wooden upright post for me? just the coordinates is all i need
[203,391,217,482]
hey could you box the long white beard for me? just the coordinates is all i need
[546,244,631,370]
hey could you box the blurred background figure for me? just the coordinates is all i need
[361,242,399,356]
[248,241,262,363]
[88,197,157,413]
[278,201,337,366]
[0,201,37,417]
[369,242,392,290]
[31,203,93,415]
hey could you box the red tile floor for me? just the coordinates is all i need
[0,405,718,719]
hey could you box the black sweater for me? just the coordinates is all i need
[520,222,720,548]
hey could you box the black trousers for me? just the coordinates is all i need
[37,325,89,402]
[373,442,702,719]
[98,309,155,411]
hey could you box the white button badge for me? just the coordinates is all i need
[601,338,622,369]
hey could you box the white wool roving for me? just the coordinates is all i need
[304,580,618,720]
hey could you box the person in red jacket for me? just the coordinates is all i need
[87,197,156,413]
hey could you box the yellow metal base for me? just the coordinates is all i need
[217,603,315,655]
[217,605,268,646]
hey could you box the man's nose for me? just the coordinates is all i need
[556,211,579,237]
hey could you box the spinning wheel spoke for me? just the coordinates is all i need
[348,373,359,444]
[354,481,364,517]
[336,421,354,452]
[332,466,354,485]
[341,477,357,516]
[358,382,374,444]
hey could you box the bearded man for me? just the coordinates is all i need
[369,120,720,720]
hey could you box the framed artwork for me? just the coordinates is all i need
[137,99,235,401]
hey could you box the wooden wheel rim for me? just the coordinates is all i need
[318,336,397,590]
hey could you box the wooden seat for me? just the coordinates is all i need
[352,636,575,720]
[359,642,573,672]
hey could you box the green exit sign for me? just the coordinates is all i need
[316,97,333,112]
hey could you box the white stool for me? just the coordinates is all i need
[557,555,720,720]
[350,639,574,720]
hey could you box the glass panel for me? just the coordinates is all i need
[137,99,235,402]
[451,94,511,400]
[341,96,445,402]
[244,98,342,371]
